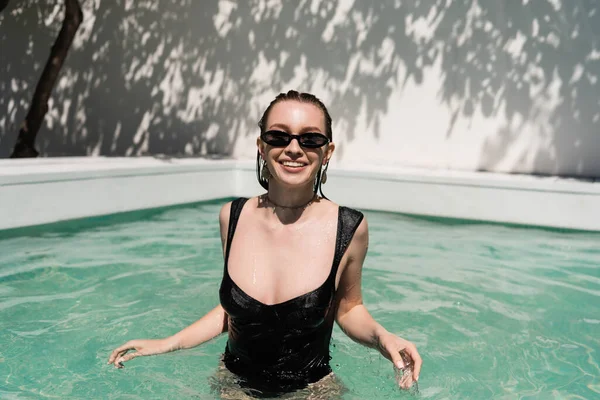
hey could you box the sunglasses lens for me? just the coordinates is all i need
[262,131,291,146]
[299,133,329,148]
[262,131,329,148]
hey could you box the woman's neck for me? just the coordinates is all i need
[266,182,316,209]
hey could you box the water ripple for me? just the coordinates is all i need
[0,285,98,311]
[0,202,599,398]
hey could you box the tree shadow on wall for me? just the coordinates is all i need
[0,0,598,177]
[1,0,233,157]
[455,0,600,177]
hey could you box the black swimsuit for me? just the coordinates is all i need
[219,197,364,396]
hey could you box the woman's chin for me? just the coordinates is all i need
[272,174,314,189]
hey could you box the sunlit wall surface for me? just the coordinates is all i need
[1,0,599,177]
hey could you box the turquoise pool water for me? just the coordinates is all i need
[1,199,599,399]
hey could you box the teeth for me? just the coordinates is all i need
[282,161,304,167]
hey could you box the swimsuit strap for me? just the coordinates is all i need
[328,206,364,283]
[224,197,249,267]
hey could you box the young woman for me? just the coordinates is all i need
[108,91,422,397]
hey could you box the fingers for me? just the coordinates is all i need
[110,350,139,369]
[115,351,140,368]
[398,369,414,389]
[389,345,414,389]
[388,345,405,370]
[108,341,134,364]
[108,340,144,369]
[402,343,422,382]
[111,352,127,368]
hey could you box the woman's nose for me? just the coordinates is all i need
[284,137,303,155]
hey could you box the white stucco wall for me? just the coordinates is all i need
[1,1,599,177]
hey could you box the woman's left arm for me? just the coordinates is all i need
[335,218,422,386]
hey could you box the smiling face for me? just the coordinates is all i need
[258,100,335,190]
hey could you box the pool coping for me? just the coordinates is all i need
[1,157,599,231]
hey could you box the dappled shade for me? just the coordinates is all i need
[0,0,598,177]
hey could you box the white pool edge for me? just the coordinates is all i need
[1,157,599,231]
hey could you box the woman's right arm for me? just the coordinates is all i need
[107,202,233,368]
[107,305,228,368]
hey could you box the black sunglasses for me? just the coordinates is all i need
[261,130,329,149]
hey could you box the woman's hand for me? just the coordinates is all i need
[107,338,175,369]
[376,331,422,389]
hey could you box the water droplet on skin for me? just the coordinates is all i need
[251,236,258,285]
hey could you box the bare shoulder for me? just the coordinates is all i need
[317,198,342,216]
[320,199,368,244]
[219,201,233,228]
[352,215,369,246]
[220,196,262,227]
[347,211,369,262]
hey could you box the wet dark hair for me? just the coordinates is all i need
[256,90,332,197]
[258,90,333,140]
